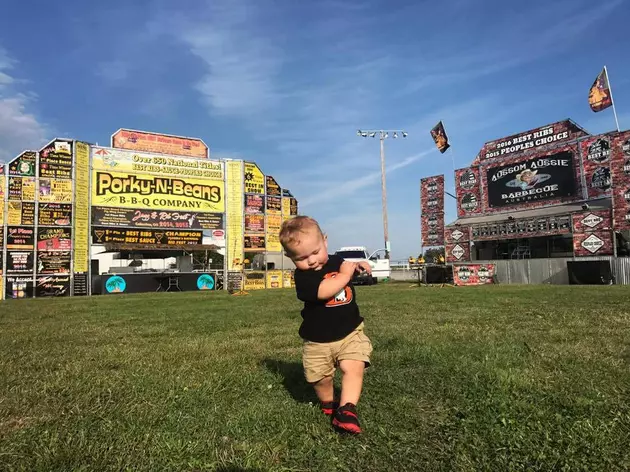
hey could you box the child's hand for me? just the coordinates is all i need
[340,261,358,276]
[357,261,372,275]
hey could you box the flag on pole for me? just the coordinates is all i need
[588,68,613,112]
[430,121,450,153]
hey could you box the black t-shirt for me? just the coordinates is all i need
[294,254,363,343]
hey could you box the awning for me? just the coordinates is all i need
[447,198,611,227]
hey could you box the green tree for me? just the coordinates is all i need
[423,247,445,263]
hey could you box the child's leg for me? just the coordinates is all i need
[303,340,335,408]
[312,375,334,403]
[338,359,365,406]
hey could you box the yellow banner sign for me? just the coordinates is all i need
[73,142,90,274]
[283,270,295,288]
[0,176,4,226]
[244,271,266,290]
[93,147,223,179]
[282,197,291,221]
[244,162,265,194]
[266,214,282,252]
[266,270,283,289]
[39,178,72,203]
[226,161,244,270]
[8,202,35,226]
[92,171,225,212]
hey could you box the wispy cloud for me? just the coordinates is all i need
[0,95,50,162]
[0,46,50,162]
[173,0,282,117]
[0,46,15,89]
[399,0,624,95]
[300,149,436,207]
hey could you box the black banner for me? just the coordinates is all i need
[266,175,281,196]
[37,227,72,251]
[91,206,223,230]
[73,272,89,296]
[9,151,36,176]
[39,162,73,179]
[38,203,73,226]
[39,139,73,168]
[266,196,281,213]
[245,194,265,214]
[37,251,71,274]
[6,251,34,274]
[36,275,71,297]
[486,151,575,207]
[92,227,203,245]
[290,197,298,215]
[6,227,35,250]
[5,276,34,299]
[244,235,265,251]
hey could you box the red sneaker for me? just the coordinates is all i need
[332,403,362,434]
[320,400,339,416]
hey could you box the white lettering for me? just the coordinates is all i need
[502,184,559,200]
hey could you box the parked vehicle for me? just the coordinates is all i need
[334,246,390,285]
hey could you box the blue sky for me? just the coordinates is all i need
[1,0,629,259]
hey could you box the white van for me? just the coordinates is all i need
[334,246,390,285]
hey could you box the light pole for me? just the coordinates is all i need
[357,129,408,260]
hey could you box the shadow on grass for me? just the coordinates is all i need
[262,359,318,404]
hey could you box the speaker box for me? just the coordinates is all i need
[567,260,613,285]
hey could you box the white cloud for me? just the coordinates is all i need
[299,149,436,207]
[0,46,50,162]
[0,95,49,162]
[174,1,282,117]
[0,46,15,89]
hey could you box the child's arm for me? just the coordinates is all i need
[317,261,356,300]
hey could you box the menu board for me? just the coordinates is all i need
[73,272,89,296]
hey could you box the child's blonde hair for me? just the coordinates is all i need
[279,216,324,255]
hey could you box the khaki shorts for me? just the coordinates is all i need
[302,322,373,383]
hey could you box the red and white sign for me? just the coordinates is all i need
[446,243,470,262]
[111,129,209,159]
[452,264,495,285]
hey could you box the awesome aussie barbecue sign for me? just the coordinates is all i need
[486,151,576,207]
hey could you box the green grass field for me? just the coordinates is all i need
[1,284,629,471]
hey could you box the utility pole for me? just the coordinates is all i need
[357,129,408,259]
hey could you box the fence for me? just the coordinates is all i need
[473,257,630,285]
